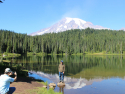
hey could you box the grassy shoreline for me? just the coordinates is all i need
[1,52,122,57]
[27,52,125,56]
[84,52,125,55]
[0,53,21,58]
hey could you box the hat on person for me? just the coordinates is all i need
[61,60,63,63]
[5,68,12,73]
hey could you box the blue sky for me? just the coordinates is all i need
[0,0,125,34]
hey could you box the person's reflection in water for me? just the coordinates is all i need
[58,85,65,94]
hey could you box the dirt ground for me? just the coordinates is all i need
[10,77,44,94]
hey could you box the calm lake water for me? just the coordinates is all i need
[4,55,125,94]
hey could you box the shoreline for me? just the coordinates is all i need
[10,75,61,94]
[26,52,125,56]
[1,52,125,57]
[0,72,61,94]
[0,61,61,94]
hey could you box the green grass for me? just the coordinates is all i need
[26,88,62,94]
[2,51,125,57]
[27,52,46,56]
[85,51,125,55]
[42,81,48,86]
[47,53,64,55]
[27,51,125,56]
[2,53,21,57]
[71,53,84,55]
[2,60,11,63]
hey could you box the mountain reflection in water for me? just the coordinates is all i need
[3,55,125,94]
[29,71,88,89]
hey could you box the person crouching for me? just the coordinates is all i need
[0,68,17,94]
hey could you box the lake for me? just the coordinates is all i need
[5,55,125,94]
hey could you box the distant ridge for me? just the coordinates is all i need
[29,17,109,36]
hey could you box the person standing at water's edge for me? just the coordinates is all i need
[58,60,65,83]
[0,68,17,94]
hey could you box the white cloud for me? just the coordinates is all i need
[61,0,97,20]
[61,7,82,19]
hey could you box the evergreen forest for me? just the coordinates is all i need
[0,28,125,55]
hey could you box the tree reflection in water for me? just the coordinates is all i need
[2,55,125,94]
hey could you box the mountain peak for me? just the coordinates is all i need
[64,17,86,25]
[29,17,109,36]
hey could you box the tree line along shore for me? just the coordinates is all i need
[0,28,125,56]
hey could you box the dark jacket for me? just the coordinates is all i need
[58,64,65,72]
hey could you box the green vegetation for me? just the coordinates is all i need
[4,53,21,56]
[26,88,62,94]
[12,55,125,79]
[0,61,28,77]
[0,28,125,55]
[85,51,125,55]
[2,60,11,63]
[0,58,61,94]
[0,53,21,57]
[69,61,125,80]
[27,52,46,56]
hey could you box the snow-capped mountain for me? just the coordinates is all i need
[29,17,109,36]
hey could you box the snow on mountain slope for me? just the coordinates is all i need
[29,17,109,36]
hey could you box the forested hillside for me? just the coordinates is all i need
[0,28,125,55]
